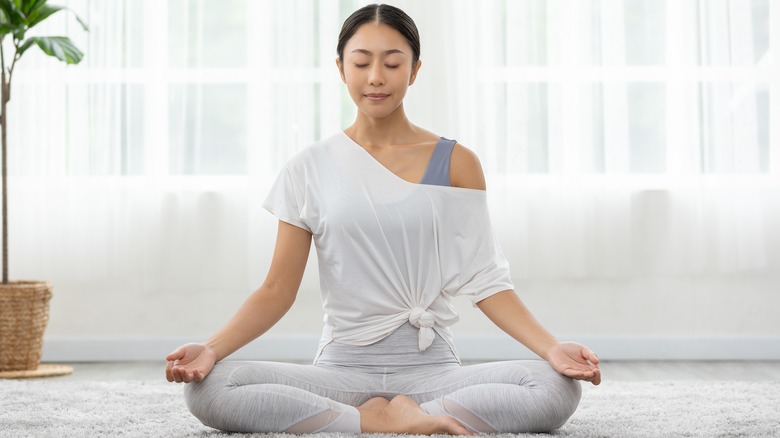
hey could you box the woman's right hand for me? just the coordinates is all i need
[165,343,218,383]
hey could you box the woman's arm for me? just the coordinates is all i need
[450,144,600,385]
[475,290,559,360]
[166,220,312,383]
[476,290,601,385]
[206,219,312,359]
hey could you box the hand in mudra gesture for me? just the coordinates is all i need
[165,343,218,383]
[546,342,601,385]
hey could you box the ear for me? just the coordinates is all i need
[336,57,347,83]
[409,59,423,85]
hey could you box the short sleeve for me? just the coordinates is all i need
[445,232,515,306]
[262,165,312,233]
[439,194,514,306]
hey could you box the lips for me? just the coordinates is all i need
[366,93,389,100]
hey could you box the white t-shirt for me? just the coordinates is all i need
[262,131,514,363]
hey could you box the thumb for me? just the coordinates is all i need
[166,346,185,361]
[581,345,599,364]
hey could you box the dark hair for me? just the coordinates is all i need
[337,3,421,66]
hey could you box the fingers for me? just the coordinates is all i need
[592,369,602,385]
[582,369,601,385]
[169,365,196,383]
[562,367,601,385]
[165,360,175,382]
[581,346,599,365]
[166,350,186,383]
[562,368,589,379]
[575,344,601,385]
[171,365,183,383]
[581,346,601,385]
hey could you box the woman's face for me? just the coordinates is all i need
[337,22,422,120]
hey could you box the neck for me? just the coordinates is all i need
[345,103,418,147]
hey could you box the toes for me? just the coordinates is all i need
[440,416,475,436]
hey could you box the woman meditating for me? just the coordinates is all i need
[165,4,601,435]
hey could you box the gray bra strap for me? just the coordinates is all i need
[419,137,456,187]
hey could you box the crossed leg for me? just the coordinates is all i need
[183,359,581,434]
[396,360,582,433]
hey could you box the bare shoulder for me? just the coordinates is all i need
[449,142,487,191]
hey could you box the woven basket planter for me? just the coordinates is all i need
[0,281,53,372]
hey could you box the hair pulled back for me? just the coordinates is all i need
[337,4,421,66]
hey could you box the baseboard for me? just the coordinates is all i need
[40,335,780,362]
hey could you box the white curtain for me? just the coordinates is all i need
[4,0,778,336]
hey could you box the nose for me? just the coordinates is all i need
[368,62,384,86]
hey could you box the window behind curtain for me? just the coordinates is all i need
[10,0,774,179]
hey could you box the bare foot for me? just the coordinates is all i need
[359,396,391,411]
[359,394,474,435]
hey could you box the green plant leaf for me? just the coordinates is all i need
[21,0,45,16]
[18,36,83,63]
[27,4,88,31]
[0,23,22,35]
[26,4,59,27]
[0,0,25,26]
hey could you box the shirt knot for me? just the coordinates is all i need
[409,307,436,351]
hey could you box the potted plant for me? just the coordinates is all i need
[0,0,87,373]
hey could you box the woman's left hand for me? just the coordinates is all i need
[546,342,601,385]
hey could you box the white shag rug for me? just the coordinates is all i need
[1,379,778,437]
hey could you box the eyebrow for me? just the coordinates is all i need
[351,49,405,56]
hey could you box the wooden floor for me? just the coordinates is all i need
[43,361,780,382]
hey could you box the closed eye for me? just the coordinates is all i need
[353,64,401,69]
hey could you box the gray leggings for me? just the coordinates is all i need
[184,322,581,434]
